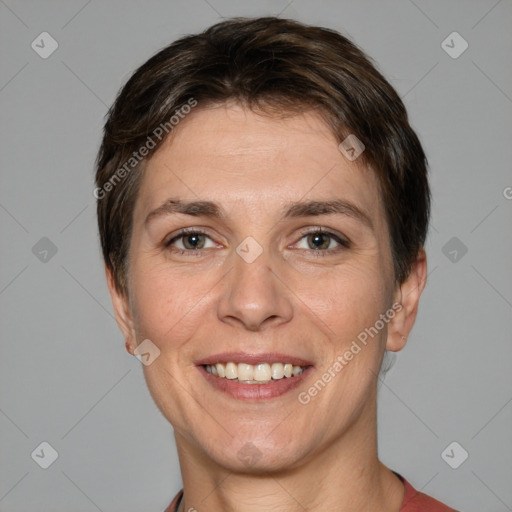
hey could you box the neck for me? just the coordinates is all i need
[174,406,404,512]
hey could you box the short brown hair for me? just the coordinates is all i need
[95,16,430,295]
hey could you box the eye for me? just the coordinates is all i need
[294,229,349,252]
[166,229,217,252]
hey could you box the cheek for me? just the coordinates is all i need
[293,263,389,341]
[128,260,213,350]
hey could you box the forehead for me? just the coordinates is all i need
[136,103,386,228]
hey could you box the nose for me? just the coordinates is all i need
[217,247,294,331]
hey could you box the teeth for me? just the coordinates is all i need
[204,362,307,382]
[225,362,238,379]
[254,363,271,382]
[215,363,225,378]
[292,365,303,376]
[271,363,284,379]
[237,363,254,381]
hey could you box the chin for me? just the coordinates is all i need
[191,430,314,474]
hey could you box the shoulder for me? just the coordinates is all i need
[395,473,459,512]
[163,489,183,512]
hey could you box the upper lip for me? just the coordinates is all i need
[195,352,314,367]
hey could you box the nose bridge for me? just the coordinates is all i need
[217,240,293,330]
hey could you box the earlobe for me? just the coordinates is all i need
[386,249,427,352]
[125,340,134,355]
[104,264,137,354]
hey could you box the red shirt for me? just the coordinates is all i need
[163,472,458,511]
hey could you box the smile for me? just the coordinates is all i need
[203,362,307,383]
[197,354,313,400]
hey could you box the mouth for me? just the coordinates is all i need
[203,361,307,383]
[196,353,314,400]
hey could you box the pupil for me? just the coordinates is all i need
[309,233,329,250]
[184,234,204,249]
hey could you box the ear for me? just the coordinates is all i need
[105,264,137,356]
[386,248,428,352]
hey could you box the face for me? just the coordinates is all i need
[108,102,425,473]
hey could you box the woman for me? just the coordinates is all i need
[95,17,458,512]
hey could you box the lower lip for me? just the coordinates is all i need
[198,365,313,400]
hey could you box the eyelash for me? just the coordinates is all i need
[165,227,350,257]
[295,227,351,256]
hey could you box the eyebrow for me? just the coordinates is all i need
[282,199,373,229]
[145,198,373,230]
[145,199,224,225]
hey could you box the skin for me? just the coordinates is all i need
[107,102,427,512]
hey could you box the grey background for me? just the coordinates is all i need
[1,0,511,511]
